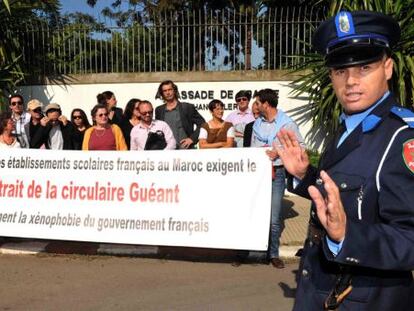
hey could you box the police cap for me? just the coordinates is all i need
[313,11,400,68]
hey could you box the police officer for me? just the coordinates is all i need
[275,11,414,310]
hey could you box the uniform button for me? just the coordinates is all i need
[316,178,323,185]
[346,257,358,263]
[302,269,309,277]
[340,183,347,189]
[309,241,313,247]
[311,210,316,217]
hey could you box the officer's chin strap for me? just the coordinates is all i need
[324,271,353,310]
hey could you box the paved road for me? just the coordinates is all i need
[0,254,298,311]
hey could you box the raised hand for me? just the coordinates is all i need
[58,115,68,126]
[274,128,309,179]
[308,170,346,242]
[40,116,49,127]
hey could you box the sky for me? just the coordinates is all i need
[60,0,130,24]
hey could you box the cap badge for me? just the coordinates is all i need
[335,11,355,38]
[339,13,350,33]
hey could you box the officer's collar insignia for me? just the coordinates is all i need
[335,12,355,38]
[402,139,414,174]
[390,106,414,128]
[362,115,382,132]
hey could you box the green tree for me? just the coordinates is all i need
[45,12,109,75]
[0,0,59,110]
[85,0,312,70]
[291,0,414,146]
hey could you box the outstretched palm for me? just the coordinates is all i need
[274,128,310,179]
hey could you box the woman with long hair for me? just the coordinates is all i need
[71,108,91,150]
[119,98,141,150]
[96,91,123,125]
[82,104,127,151]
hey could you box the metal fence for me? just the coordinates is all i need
[20,7,325,76]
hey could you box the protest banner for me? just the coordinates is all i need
[0,148,271,250]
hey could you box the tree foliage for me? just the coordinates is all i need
[290,0,414,146]
[0,0,59,110]
[85,0,315,70]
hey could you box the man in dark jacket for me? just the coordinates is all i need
[155,80,205,149]
[31,103,75,150]
[275,11,414,311]
[24,99,44,148]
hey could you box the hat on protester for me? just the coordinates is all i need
[313,11,401,68]
[44,103,61,113]
[27,99,43,111]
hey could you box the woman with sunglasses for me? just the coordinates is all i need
[198,99,235,149]
[71,108,91,150]
[0,112,21,148]
[119,98,141,150]
[82,104,127,151]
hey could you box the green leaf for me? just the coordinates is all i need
[2,0,11,14]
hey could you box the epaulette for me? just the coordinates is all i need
[362,115,382,132]
[390,106,414,128]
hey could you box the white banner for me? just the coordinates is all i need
[0,148,272,250]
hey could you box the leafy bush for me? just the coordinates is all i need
[307,149,320,167]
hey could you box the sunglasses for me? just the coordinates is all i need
[97,113,109,117]
[73,115,82,120]
[141,110,153,115]
[33,108,42,113]
[236,97,249,102]
[11,101,23,106]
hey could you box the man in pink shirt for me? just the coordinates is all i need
[130,100,176,150]
[225,90,255,147]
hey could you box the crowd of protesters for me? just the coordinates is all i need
[0,79,304,269]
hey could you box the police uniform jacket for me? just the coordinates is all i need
[290,94,414,310]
